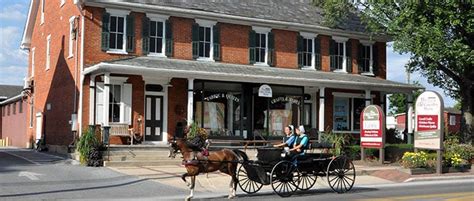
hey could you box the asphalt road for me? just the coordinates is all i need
[205,179,474,201]
[0,148,187,201]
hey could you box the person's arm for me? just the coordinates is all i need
[273,142,286,148]
[290,137,308,152]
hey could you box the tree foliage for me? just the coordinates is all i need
[388,81,423,115]
[314,1,474,142]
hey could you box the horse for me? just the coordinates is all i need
[168,138,248,200]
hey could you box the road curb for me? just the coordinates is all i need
[404,174,474,182]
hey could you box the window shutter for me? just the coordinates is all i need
[213,24,221,61]
[329,39,336,71]
[191,23,199,59]
[126,14,135,53]
[142,17,150,55]
[268,31,275,66]
[315,37,321,70]
[346,40,352,73]
[373,44,379,75]
[358,43,364,73]
[95,82,104,125]
[122,83,132,125]
[248,30,256,64]
[101,12,110,51]
[165,19,173,57]
[297,34,303,68]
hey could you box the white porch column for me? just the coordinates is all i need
[369,44,374,73]
[103,73,110,126]
[365,90,372,106]
[89,75,96,125]
[187,78,194,126]
[407,94,414,144]
[342,41,347,72]
[318,87,325,142]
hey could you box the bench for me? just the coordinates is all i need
[108,123,133,145]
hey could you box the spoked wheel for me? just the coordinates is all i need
[297,171,317,191]
[270,161,300,197]
[327,156,356,193]
[237,164,263,194]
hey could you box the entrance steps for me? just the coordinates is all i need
[102,145,181,167]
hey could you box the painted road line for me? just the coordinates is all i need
[18,171,43,181]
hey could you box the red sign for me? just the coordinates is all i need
[360,105,385,148]
[417,115,438,131]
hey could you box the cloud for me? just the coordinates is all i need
[0,26,26,64]
[0,65,27,85]
[0,4,27,21]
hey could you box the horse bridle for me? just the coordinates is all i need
[168,140,180,158]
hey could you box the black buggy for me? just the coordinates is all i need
[236,143,356,197]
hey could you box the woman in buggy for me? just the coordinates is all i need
[286,125,309,159]
[273,125,295,149]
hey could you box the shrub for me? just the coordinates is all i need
[321,131,353,156]
[400,151,431,168]
[77,128,99,164]
[443,134,473,167]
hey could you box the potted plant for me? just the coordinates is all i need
[400,151,435,175]
[77,127,103,166]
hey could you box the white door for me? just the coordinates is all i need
[35,112,43,140]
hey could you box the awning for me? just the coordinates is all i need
[83,57,422,93]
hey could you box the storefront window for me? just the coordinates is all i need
[333,97,349,131]
[352,98,365,130]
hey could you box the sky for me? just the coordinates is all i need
[0,0,455,107]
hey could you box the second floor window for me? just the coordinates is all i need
[198,26,211,58]
[330,37,352,73]
[332,41,344,70]
[255,33,266,63]
[109,16,125,50]
[301,38,312,67]
[149,20,164,54]
[358,44,371,73]
[249,27,274,66]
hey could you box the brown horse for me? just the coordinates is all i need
[168,139,247,200]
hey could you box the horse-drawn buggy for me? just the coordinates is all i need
[237,145,356,197]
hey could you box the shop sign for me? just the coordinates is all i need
[258,84,272,97]
[415,91,444,150]
[270,96,300,105]
[204,93,240,102]
[360,105,385,148]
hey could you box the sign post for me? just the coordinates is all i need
[360,105,385,164]
[415,91,444,174]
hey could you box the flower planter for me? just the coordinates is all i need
[442,164,471,173]
[408,168,435,175]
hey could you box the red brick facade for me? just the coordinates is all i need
[1,100,29,147]
[24,2,389,147]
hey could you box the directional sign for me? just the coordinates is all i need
[415,91,444,150]
[360,105,385,148]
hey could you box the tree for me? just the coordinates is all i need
[388,81,423,115]
[314,1,473,142]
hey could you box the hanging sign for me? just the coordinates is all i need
[414,91,444,150]
[360,105,385,148]
[258,84,272,97]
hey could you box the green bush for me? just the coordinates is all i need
[443,134,473,167]
[400,151,432,168]
[321,131,353,156]
[77,128,99,164]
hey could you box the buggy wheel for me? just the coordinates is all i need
[297,171,317,191]
[327,156,356,193]
[237,164,263,194]
[270,161,300,197]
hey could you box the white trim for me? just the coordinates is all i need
[147,13,169,21]
[252,26,271,33]
[299,36,316,70]
[144,81,170,142]
[195,19,217,27]
[40,0,45,25]
[31,47,35,77]
[332,36,348,43]
[332,92,375,99]
[360,137,383,142]
[300,32,317,39]
[359,40,375,46]
[106,50,128,55]
[195,24,215,61]
[109,76,128,84]
[106,9,129,52]
[146,16,167,57]
[68,16,76,58]
[318,87,325,133]
[105,8,130,16]
[60,0,66,7]
[46,34,51,71]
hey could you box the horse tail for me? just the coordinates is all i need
[232,149,248,162]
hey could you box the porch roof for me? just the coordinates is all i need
[84,57,422,93]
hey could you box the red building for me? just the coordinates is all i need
[19,0,420,153]
[394,107,462,135]
[0,85,29,147]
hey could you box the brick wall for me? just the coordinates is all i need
[274,29,298,69]
[167,78,188,141]
[1,100,29,147]
[220,23,250,64]
[320,35,331,72]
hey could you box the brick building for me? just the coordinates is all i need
[0,85,28,147]
[20,0,420,151]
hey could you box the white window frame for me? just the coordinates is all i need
[40,0,45,24]
[332,36,348,73]
[46,35,51,71]
[100,77,132,124]
[68,16,76,58]
[332,92,376,133]
[29,98,34,128]
[31,47,35,77]
[300,32,317,70]
[195,19,216,62]
[60,0,66,7]
[252,26,271,66]
[106,8,130,55]
[147,14,169,57]
[360,40,375,76]
[449,115,456,126]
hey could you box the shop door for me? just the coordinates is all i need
[145,96,163,141]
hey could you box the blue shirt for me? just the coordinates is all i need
[293,134,309,154]
[285,135,296,147]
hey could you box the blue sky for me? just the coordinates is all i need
[0,0,455,107]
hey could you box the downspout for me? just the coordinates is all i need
[75,1,85,136]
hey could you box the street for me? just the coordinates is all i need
[1,148,473,201]
[0,148,186,200]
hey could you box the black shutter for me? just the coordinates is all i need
[101,12,110,51]
[297,34,303,68]
[126,14,135,53]
[373,44,378,76]
[315,37,321,70]
[358,43,364,73]
[213,24,220,61]
[165,20,173,57]
[268,31,275,66]
[142,17,150,55]
[329,39,336,71]
[346,40,352,73]
[191,23,199,59]
[249,30,256,64]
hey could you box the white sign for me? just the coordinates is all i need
[414,91,444,150]
[258,84,272,97]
